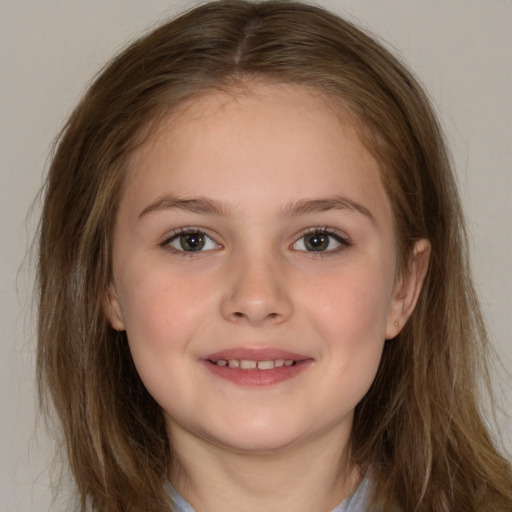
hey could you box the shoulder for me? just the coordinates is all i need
[332,477,371,512]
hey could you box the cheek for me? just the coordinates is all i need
[115,270,209,412]
[298,265,392,408]
[302,261,393,361]
[308,267,392,411]
[117,266,210,370]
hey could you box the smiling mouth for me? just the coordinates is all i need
[202,354,312,386]
[208,358,297,370]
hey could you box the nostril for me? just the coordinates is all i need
[228,310,281,324]
[221,288,294,326]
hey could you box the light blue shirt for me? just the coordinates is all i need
[169,477,370,511]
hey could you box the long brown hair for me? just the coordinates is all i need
[37,1,512,510]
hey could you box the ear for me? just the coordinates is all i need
[103,283,126,331]
[386,239,430,339]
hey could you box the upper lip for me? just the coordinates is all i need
[203,347,312,362]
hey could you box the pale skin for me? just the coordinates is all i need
[105,83,430,512]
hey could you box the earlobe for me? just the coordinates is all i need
[104,283,126,331]
[386,239,431,339]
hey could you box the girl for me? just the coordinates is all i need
[36,1,512,511]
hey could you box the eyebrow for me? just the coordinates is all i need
[138,195,231,219]
[138,194,374,224]
[279,196,375,224]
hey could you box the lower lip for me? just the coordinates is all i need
[201,359,313,386]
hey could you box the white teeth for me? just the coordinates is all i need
[240,359,257,369]
[257,360,275,370]
[214,358,296,370]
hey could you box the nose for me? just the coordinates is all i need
[220,250,294,327]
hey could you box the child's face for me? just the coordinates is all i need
[106,84,419,456]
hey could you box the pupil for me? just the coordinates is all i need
[181,233,204,251]
[305,232,329,251]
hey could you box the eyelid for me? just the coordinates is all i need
[160,227,221,254]
[291,226,351,254]
[159,225,350,256]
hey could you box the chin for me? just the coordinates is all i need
[215,434,301,455]
[199,418,306,455]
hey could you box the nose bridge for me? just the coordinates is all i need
[220,243,293,326]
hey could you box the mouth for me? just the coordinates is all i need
[208,358,298,370]
[201,348,313,386]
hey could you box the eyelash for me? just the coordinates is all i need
[160,226,351,256]
[292,227,351,257]
[161,227,220,256]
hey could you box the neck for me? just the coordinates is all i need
[168,422,360,512]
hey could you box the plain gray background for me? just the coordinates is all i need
[1,1,511,510]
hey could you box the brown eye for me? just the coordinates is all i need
[179,232,205,251]
[167,230,219,252]
[304,232,330,251]
[293,229,349,253]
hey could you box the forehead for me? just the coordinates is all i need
[129,81,362,168]
[121,83,391,224]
